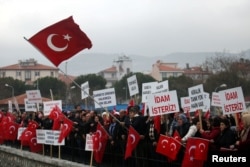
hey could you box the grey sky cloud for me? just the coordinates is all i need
[0,0,250,68]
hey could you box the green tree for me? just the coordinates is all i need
[114,72,156,103]
[0,77,26,99]
[168,75,194,99]
[35,77,67,100]
[70,74,107,105]
[204,71,250,96]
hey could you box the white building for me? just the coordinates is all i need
[150,60,184,81]
[0,58,59,85]
[98,55,132,87]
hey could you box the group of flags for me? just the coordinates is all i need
[123,125,209,166]
[12,15,229,166]
[0,106,74,153]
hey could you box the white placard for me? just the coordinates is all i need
[211,92,222,107]
[127,75,139,97]
[36,129,46,144]
[203,92,211,111]
[147,90,180,116]
[219,87,246,115]
[180,96,191,114]
[188,84,204,112]
[153,80,169,94]
[43,100,62,116]
[24,98,37,112]
[81,81,89,99]
[93,88,116,108]
[26,90,42,103]
[141,82,157,103]
[36,130,64,145]
[85,134,93,151]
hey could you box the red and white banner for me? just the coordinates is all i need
[219,87,246,115]
[147,90,179,116]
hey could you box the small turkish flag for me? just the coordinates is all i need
[156,135,181,160]
[28,16,92,67]
[124,126,140,159]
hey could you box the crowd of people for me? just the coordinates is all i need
[1,104,250,167]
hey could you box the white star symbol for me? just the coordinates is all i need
[63,34,72,41]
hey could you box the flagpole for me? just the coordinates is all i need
[199,109,203,130]
[49,89,54,158]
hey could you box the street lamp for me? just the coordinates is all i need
[214,84,227,92]
[5,83,14,98]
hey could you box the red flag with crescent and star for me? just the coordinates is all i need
[49,105,65,130]
[193,137,209,161]
[181,137,208,167]
[92,122,109,163]
[124,126,140,159]
[173,130,181,143]
[19,120,39,146]
[156,134,181,160]
[58,117,73,143]
[28,16,92,67]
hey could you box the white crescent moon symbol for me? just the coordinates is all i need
[47,34,68,52]
[9,125,16,134]
[96,130,102,138]
[170,143,176,151]
[64,124,68,131]
[188,145,196,155]
[25,131,32,137]
[199,143,206,152]
[188,145,196,161]
[30,137,37,146]
[130,134,135,144]
[161,139,169,149]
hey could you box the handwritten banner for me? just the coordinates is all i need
[93,88,116,108]
[147,90,179,116]
[188,84,204,112]
[127,75,139,97]
[219,87,246,115]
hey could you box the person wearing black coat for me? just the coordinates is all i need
[214,118,237,150]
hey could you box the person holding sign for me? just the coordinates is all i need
[181,117,208,143]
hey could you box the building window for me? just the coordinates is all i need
[25,71,31,80]
[173,72,178,77]
[112,73,115,78]
[50,71,54,77]
[161,72,167,78]
[0,71,5,78]
[35,71,40,77]
[16,71,21,77]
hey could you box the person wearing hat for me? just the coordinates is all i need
[173,113,191,138]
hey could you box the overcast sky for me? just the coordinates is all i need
[1,0,250,68]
